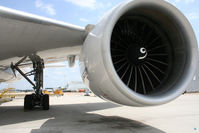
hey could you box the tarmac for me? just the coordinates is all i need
[0,93,199,133]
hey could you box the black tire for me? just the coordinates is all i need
[42,94,49,110]
[24,95,33,110]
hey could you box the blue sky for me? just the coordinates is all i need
[0,0,199,90]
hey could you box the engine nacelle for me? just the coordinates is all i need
[80,0,198,106]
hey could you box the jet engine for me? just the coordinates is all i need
[80,0,198,106]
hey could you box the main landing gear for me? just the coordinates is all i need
[11,54,49,110]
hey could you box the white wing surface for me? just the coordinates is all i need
[0,6,88,67]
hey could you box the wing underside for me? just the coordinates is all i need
[0,6,88,67]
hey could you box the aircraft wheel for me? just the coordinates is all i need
[24,95,34,110]
[42,94,49,110]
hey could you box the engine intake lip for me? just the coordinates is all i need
[102,0,198,106]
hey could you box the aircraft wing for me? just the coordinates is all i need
[0,6,88,68]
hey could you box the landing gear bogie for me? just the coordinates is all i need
[24,94,50,110]
[11,54,50,110]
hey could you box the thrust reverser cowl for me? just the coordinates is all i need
[80,0,198,106]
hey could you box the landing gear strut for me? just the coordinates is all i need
[11,54,49,110]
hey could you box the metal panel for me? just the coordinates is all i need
[0,6,88,64]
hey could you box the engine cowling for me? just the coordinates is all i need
[80,0,198,106]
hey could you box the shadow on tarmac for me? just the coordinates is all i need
[0,102,165,133]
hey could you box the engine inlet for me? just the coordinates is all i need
[111,16,173,95]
